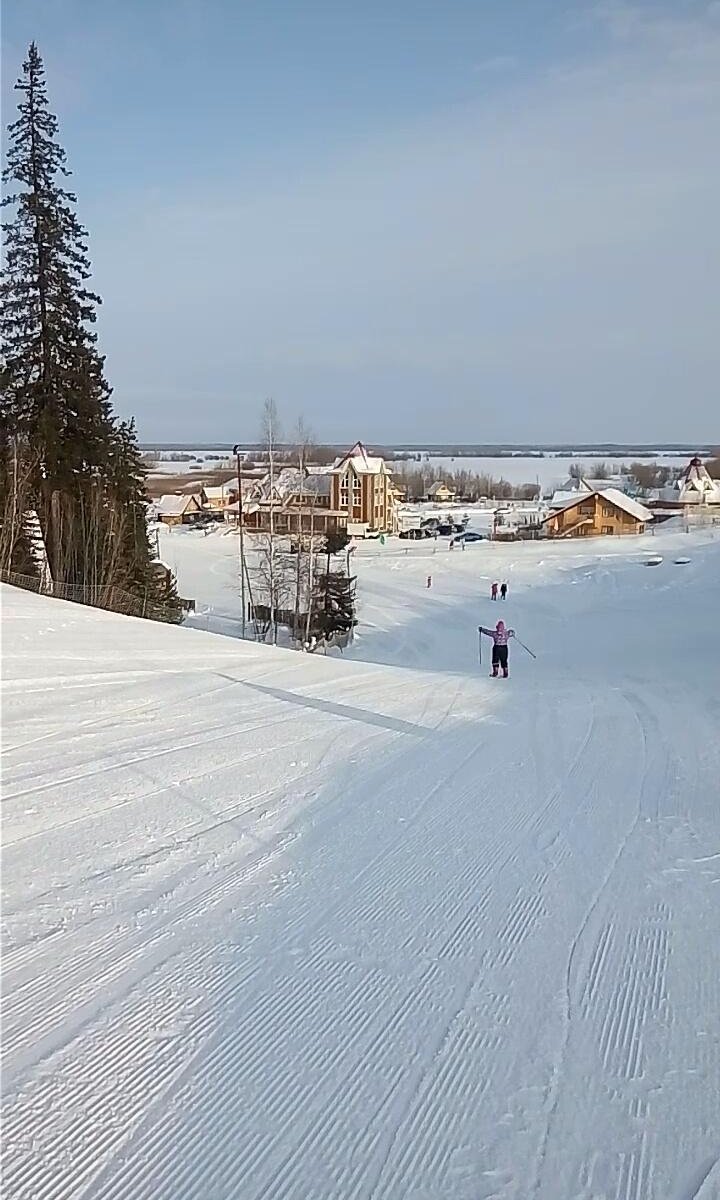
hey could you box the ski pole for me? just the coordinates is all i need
[478,628,482,666]
[514,636,536,659]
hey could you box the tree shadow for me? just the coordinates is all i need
[242,680,431,738]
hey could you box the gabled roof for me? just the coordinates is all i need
[598,488,653,522]
[427,481,454,495]
[544,488,652,523]
[156,493,202,516]
[203,485,225,500]
[332,441,387,476]
[556,476,594,494]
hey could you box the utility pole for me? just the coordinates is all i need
[262,400,278,645]
[232,443,247,637]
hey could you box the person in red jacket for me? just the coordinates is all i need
[491,581,499,601]
[479,620,515,677]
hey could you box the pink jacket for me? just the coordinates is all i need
[480,626,515,646]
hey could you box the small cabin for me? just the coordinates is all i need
[156,494,204,526]
[426,481,457,503]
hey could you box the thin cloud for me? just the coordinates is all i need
[81,4,720,440]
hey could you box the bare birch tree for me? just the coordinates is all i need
[292,416,315,643]
[261,398,280,643]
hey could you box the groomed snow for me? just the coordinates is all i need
[2,530,720,1199]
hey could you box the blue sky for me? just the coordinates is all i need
[3,1,719,443]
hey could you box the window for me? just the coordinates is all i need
[579,504,594,515]
[602,505,614,518]
[601,525,613,535]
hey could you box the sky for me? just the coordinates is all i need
[2,0,719,444]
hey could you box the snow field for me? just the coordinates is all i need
[1,528,719,1199]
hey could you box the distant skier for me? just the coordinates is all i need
[491,581,499,601]
[479,620,515,678]
[500,581,508,600]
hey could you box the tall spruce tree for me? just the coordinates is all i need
[1,43,178,615]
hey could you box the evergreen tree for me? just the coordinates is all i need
[1,43,179,617]
[314,568,356,639]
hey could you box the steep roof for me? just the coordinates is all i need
[676,457,720,503]
[156,494,201,516]
[556,476,594,494]
[332,441,387,476]
[427,481,454,495]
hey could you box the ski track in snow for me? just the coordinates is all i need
[1,529,719,1200]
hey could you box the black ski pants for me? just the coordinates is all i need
[492,645,509,671]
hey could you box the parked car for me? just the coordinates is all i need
[462,530,486,542]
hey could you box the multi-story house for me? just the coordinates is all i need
[329,442,397,535]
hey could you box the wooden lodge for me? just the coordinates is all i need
[155,494,205,526]
[542,488,653,538]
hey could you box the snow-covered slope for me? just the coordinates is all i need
[2,539,719,1199]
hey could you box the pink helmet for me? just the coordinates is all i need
[496,620,505,631]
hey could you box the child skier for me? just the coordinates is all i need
[479,620,515,677]
[500,581,508,600]
[491,581,499,601]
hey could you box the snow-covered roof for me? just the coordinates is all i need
[545,489,652,523]
[587,477,628,492]
[598,488,653,522]
[549,489,583,509]
[156,494,201,516]
[332,441,387,476]
[300,473,331,497]
[427,481,454,495]
[674,457,720,504]
[203,486,225,500]
[556,477,594,494]
[555,475,628,494]
[256,467,332,501]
